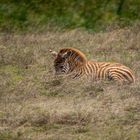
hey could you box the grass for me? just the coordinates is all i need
[0,23,140,140]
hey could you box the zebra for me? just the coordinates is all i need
[49,48,135,84]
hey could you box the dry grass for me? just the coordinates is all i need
[0,24,140,140]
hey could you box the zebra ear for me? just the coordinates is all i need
[49,49,58,58]
[61,51,72,59]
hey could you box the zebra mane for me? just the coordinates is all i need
[58,48,87,64]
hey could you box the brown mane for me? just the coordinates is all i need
[59,47,87,63]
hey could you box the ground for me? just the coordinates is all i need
[0,24,140,140]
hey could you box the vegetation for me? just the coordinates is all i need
[0,0,139,139]
[0,0,140,32]
[0,24,140,140]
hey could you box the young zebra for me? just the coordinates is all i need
[49,48,135,84]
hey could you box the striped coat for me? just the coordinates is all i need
[50,48,135,84]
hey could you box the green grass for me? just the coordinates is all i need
[0,24,140,140]
[0,0,140,32]
[0,65,24,84]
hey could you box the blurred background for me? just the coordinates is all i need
[0,0,140,32]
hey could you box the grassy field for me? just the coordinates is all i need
[0,24,140,140]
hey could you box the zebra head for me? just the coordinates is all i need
[49,49,71,75]
[50,48,87,75]
[54,51,71,75]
